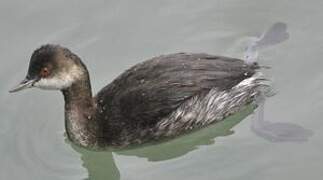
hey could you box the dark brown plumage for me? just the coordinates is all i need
[95,53,259,146]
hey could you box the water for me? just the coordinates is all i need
[1,0,323,179]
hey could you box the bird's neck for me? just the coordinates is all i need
[62,77,101,148]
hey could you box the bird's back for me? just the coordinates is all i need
[95,53,260,146]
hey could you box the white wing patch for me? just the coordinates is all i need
[154,72,270,137]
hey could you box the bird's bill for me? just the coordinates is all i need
[9,78,37,93]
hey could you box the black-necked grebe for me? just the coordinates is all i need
[10,44,266,148]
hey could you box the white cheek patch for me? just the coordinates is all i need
[34,76,74,90]
[34,65,83,90]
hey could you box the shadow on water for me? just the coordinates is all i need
[69,105,255,180]
[251,95,313,142]
[244,22,290,63]
[244,22,314,142]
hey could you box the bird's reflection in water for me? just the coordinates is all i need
[69,105,255,180]
[69,146,119,180]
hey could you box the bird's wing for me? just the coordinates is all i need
[95,53,258,127]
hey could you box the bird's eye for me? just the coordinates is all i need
[40,67,50,77]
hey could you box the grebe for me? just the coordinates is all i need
[10,44,266,148]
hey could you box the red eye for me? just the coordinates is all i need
[40,67,50,77]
